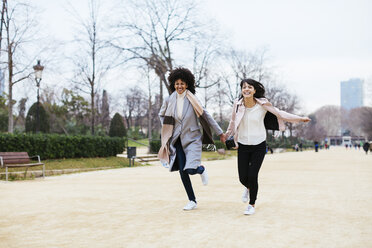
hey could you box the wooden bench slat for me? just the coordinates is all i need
[0,153,29,155]
[1,156,30,159]
[2,158,31,164]
[0,152,29,156]
[0,152,45,181]
[6,163,44,168]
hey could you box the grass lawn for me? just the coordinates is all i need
[0,156,144,181]
[127,139,149,147]
[201,150,237,161]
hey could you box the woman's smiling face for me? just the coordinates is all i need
[175,79,188,94]
[241,82,256,98]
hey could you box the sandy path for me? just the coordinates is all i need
[0,147,371,248]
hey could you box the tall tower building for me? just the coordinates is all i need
[340,78,364,110]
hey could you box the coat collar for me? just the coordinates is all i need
[175,97,190,122]
[237,97,271,107]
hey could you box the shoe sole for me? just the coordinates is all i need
[183,207,197,211]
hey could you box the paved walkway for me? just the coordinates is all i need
[1,147,371,248]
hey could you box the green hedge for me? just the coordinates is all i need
[150,139,161,153]
[0,133,126,159]
[214,140,226,149]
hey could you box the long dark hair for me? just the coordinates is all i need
[168,67,196,94]
[239,78,265,99]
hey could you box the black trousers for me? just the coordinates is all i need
[175,138,204,203]
[237,141,266,205]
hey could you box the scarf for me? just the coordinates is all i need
[158,90,212,164]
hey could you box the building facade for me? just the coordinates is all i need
[340,78,364,110]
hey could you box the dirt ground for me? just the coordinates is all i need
[1,147,371,248]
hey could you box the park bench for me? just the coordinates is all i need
[0,152,45,181]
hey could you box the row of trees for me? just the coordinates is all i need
[296,105,372,141]
[1,0,371,143]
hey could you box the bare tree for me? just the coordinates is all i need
[69,0,114,135]
[13,96,26,130]
[1,1,40,133]
[346,107,372,138]
[192,33,224,107]
[224,48,272,104]
[312,105,341,136]
[302,113,327,141]
[120,87,147,130]
[40,86,69,134]
[0,0,6,57]
[358,107,372,139]
[112,0,202,105]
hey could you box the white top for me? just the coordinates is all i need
[237,103,267,145]
[176,91,186,120]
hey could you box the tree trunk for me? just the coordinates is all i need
[91,89,95,135]
[7,46,13,133]
[159,77,163,106]
[7,79,13,133]
[148,94,152,153]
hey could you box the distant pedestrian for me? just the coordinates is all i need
[314,141,319,152]
[363,142,370,155]
[299,143,303,151]
[295,143,299,152]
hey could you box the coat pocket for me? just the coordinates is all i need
[189,126,201,132]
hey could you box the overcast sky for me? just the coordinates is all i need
[34,0,372,113]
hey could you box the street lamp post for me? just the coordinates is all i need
[33,60,44,133]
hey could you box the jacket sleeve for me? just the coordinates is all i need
[202,108,223,136]
[272,106,303,123]
[158,96,169,125]
[225,101,237,137]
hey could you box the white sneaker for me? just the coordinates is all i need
[183,201,197,211]
[242,188,249,203]
[244,205,255,215]
[200,168,208,185]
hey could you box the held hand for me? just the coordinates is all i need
[220,133,226,143]
[302,117,311,123]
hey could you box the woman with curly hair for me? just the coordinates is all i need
[225,79,311,215]
[158,67,225,211]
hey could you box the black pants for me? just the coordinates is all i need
[237,141,266,205]
[175,138,204,203]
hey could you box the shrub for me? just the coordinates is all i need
[150,139,161,153]
[0,133,126,159]
[127,126,146,140]
[109,113,126,137]
[0,110,7,132]
[25,102,50,133]
[214,140,226,149]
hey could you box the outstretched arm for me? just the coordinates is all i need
[225,101,237,137]
[203,108,223,136]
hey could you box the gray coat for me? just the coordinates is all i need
[159,95,223,172]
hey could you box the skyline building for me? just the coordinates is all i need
[340,78,364,110]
